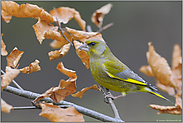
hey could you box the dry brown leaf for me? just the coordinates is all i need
[33,18,72,46]
[48,43,71,61]
[1,1,55,23]
[50,7,86,31]
[34,62,77,103]
[39,103,84,122]
[34,79,76,103]
[146,42,175,88]
[1,10,12,23]
[91,3,113,28]
[1,66,20,91]
[20,59,41,74]
[175,94,182,109]
[149,104,182,115]
[6,47,24,68]
[172,44,182,69]
[72,84,99,98]
[1,99,13,113]
[56,62,77,79]
[73,40,90,69]
[1,33,8,56]
[139,65,154,77]
[156,82,175,96]
[65,27,101,43]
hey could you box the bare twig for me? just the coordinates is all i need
[97,22,114,33]
[3,86,123,122]
[1,70,24,90]
[86,25,93,32]
[99,85,123,121]
[13,105,71,110]
[56,18,73,46]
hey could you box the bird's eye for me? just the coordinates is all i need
[88,42,96,46]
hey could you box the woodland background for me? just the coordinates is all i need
[1,1,181,122]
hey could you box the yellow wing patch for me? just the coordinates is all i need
[106,72,147,86]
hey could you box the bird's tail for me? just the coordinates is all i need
[149,91,173,104]
[141,87,173,104]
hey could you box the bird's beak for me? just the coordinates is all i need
[78,43,89,51]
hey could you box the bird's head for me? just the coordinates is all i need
[78,39,110,57]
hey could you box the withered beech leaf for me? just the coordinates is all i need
[48,43,71,61]
[146,42,175,88]
[72,84,99,98]
[33,18,59,44]
[1,99,13,113]
[56,62,77,79]
[91,3,113,28]
[6,47,24,68]
[156,82,175,96]
[1,33,8,56]
[73,40,90,69]
[50,7,86,31]
[172,44,182,69]
[39,103,84,122]
[149,104,182,115]
[139,65,154,77]
[175,94,182,109]
[20,59,41,74]
[34,62,77,103]
[65,27,102,43]
[1,66,20,91]
[1,10,12,23]
[1,1,55,23]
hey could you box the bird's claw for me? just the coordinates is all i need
[104,92,123,104]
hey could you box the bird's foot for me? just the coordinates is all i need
[104,92,123,103]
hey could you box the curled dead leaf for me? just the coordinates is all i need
[172,44,182,69]
[72,84,99,98]
[73,41,90,69]
[50,7,86,31]
[33,18,72,46]
[65,27,101,43]
[91,3,113,28]
[175,94,182,109]
[1,10,12,23]
[20,59,41,74]
[1,66,20,91]
[34,62,77,103]
[1,33,8,56]
[1,1,55,23]
[56,62,77,79]
[156,82,175,96]
[39,103,84,122]
[149,104,182,115]
[48,43,71,61]
[1,99,13,113]
[6,47,24,68]
[139,65,154,77]
[147,42,175,88]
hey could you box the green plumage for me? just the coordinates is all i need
[78,39,171,103]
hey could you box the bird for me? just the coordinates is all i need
[78,39,172,103]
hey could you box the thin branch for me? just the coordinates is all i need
[1,70,24,90]
[99,85,123,121]
[3,86,123,122]
[86,25,93,32]
[97,22,114,33]
[13,105,71,110]
[56,18,73,46]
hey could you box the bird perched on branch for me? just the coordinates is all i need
[78,39,171,103]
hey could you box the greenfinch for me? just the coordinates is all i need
[79,39,171,103]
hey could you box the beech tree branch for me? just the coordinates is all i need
[3,86,123,122]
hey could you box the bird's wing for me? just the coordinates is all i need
[102,61,157,91]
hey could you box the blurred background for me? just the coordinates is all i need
[1,1,182,122]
